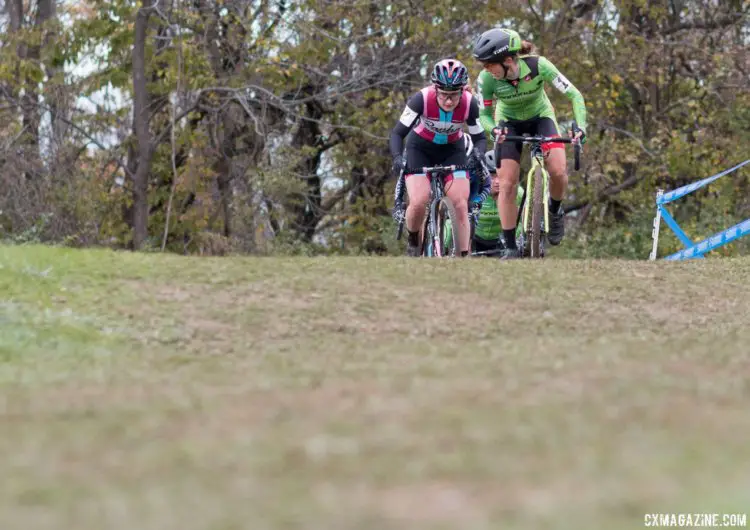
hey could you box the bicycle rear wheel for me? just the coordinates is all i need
[469,207,477,251]
[529,165,544,258]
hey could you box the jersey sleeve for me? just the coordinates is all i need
[389,92,423,158]
[466,97,487,156]
[476,71,498,134]
[538,56,587,132]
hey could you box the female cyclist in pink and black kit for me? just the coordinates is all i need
[390,59,488,257]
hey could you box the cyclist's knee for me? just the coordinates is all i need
[448,185,469,208]
[453,199,468,217]
[546,151,567,180]
[407,191,429,209]
[548,168,568,189]
[496,165,519,187]
[497,177,518,197]
[406,180,430,208]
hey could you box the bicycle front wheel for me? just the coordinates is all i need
[431,196,460,257]
[529,165,544,259]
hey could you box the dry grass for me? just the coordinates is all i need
[1,245,749,530]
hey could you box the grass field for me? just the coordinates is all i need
[1,244,749,530]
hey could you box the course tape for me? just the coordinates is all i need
[665,218,750,261]
[658,159,750,205]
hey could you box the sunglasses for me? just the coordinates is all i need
[436,89,463,100]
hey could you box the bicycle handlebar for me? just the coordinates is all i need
[495,120,583,171]
[499,135,581,171]
[404,164,470,174]
[500,121,581,171]
[501,135,575,143]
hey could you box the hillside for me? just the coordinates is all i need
[1,245,749,529]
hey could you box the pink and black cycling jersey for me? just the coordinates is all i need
[412,86,472,144]
[389,86,486,159]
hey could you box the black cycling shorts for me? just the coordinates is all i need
[405,132,468,179]
[495,117,563,163]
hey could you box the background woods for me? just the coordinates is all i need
[1,0,748,257]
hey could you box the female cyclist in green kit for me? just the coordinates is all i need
[473,28,587,259]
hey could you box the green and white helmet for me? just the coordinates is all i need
[472,28,522,63]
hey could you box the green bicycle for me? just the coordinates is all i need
[500,122,582,258]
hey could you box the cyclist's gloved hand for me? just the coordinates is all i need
[573,126,587,145]
[391,154,404,176]
[492,126,508,144]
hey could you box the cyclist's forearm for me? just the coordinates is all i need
[479,109,496,135]
[389,124,409,158]
[539,56,588,132]
[566,86,588,132]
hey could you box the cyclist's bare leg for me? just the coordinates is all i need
[545,148,568,201]
[496,159,521,229]
[544,146,568,245]
[445,177,470,253]
[405,175,430,243]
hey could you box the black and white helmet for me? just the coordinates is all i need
[484,150,497,171]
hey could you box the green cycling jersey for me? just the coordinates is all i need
[473,186,524,241]
[476,55,587,134]
[443,186,525,249]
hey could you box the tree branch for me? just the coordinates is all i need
[663,12,748,35]
[594,121,657,158]
[1,93,133,178]
[565,173,641,214]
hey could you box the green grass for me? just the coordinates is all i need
[2,244,750,530]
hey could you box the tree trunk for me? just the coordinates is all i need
[214,109,237,238]
[131,2,154,249]
[8,0,41,180]
[36,0,59,162]
[37,0,69,163]
[290,101,325,241]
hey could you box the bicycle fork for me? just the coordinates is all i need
[521,155,550,236]
[425,178,444,257]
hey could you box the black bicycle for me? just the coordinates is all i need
[394,164,469,257]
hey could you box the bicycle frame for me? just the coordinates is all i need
[499,124,582,258]
[520,144,550,240]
